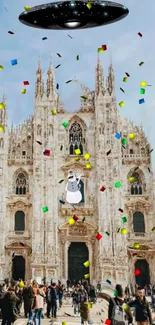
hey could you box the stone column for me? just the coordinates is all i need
[86,242,92,282]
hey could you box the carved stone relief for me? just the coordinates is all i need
[69,225,87,236]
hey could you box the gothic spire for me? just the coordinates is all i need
[47,54,55,97]
[35,59,44,99]
[106,61,115,96]
[95,55,104,96]
[0,89,7,129]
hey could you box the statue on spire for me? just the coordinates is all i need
[47,54,55,97]
[35,59,44,99]
[95,55,104,96]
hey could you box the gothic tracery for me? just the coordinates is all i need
[69,122,83,155]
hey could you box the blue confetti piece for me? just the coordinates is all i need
[11,59,17,66]
[42,37,47,40]
[59,200,65,205]
[139,98,145,104]
[115,132,121,139]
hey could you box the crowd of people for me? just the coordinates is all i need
[0,279,154,325]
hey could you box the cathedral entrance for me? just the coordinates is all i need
[68,242,89,284]
[12,256,25,281]
[135,259,150,288]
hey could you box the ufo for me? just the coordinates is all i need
[18,0,129,30]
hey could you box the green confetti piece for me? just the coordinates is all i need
[42,206,48,213]
[117,228,120,233]
[121,138,127,145]
[66,80,72,84]
[123,77,128,82]
[56,53,62,57]
[59,179,64,184]
[76,55,79,60]
[114,290,118,297]
[139,61,144,66]
[81,96,87,100]
[115,182,121,188]
[55,64,61,69]
[140,88,145,94]
[122,216,127,223]
[105,231,110,236]
[82,217,85,222]
[120,87,125,93]
[134,167,139,172]
[152,227,155,232]
[62,121,69,128]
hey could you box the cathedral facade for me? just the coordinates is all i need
[0,57,155,286]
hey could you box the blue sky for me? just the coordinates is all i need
[1,0,155,168]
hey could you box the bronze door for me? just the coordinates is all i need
[68,242,89,284]
[12,256,25,281]
[135,259,150,288]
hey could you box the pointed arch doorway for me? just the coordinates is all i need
[12,256,25,281]
[135,259,150,288]
[68,242,89,284]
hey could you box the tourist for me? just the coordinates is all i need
[108,284,133,325]
[46,283,52,318]
[0,286,19,325]
[128,286,152,325]
[15,284,23,315]
[80,296,93,324]
[72,285,80,317]
[151,290,155,313]
[22,281,34,324]
[32,287,45,325]
[50,283,57,319]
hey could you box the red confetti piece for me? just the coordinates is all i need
[96,233,102,241]
[102,44,107,51]
[135,269,140,276]
[106,150,111,156]
[8,30,14,34]
[100,186,106,192]
[73,215,79,221]
[125,72,130,77]
[138,32,142,37]
[23,81,29,86]
[132,253,137,257]
[105,320,111,325]
[118,208,123,213]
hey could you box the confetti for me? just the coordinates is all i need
[62,121,68,128]
[140,88,145,94]
[119,101,125,107]
[152,227,155,232]
[86,162,92,169]
[133,243,140,249]
[74,148,81,155]
[75,157,80,161]
[23,81,29,86]
[36,140,42,145]
[115,132,121,139]
[56,83,59,90]
[122,216,127,223]
[88,302,93,308]
[125,72,130,77]
[55,64,61,69]
[81,96,87,101]
[59,200,65,205]
[84,153,90,160]
[106,279,111,285]
[122,138,127,145]
[73,215,79,221]
[102,44,107,51]
[60,145,63,151]
[123,77,128,82]
[43,149,50,156]
[129,133,136,140]
[105,231,110,236]
[82,217,85,222]
[76,55,79,60]
[42,37,47,40]
[106,150,111,156]
[117,228,120,233]
[42,206,48,213]
[86,2,92,9]
[0,66,4,70]
[118,208,123,213]
[83,260,90,267]
[140,81,147,87]
[121,228,127,234]
[0,126,4,131]
[96,233,102,240]
[11,59,17,66]
[51,109,57,115]
[105,320,111,325]
[114,290,118,297]
[21,88,26,94]
[134,167,139,172]
[150,149,154,153]
[98,48,104,53]
[139,98,145,104]
[59,180,64,184]
[24,5,31,10]
[139,61,144,66]
[68,218,75,225]
[138,32,142,37]
[123,305,130,311]
[120,87,125,93]
[135,269,140,276]
[68,34,73,39]
[148,167,151,173]
[129,177,135,183]
[84,274,90,279]
[57,53,62,57]
[115,182,121,188]
[66,80,72,84]
[8,31,14,35]
[0,103,4,109]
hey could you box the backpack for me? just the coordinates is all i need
[111,298,128,325]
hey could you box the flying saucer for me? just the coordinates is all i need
[18,0,129,30]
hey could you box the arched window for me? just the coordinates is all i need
[133,211,145,233]
[130,149,134,154]
[141,148,145,155]
[78,180,85,203]
[69,122,83,155]
[15,173,27,195]
[130,172,142,195]
[14,211,25,231]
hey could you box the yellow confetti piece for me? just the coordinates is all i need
[98,48,104,53]
[133,242,140,249]
[51,109,57,115]
[123,304,130,311]
[21,88,26,94]
[86,162,92,169]
[121,228,127,234]
[0,126,4,131]
[86,2,92,9]
[0,103,5,109]
[83,260,90,267]
[140,81,147,87]
[74,148,81,155]
[62,323,67,325]
[19,281,25,288]
[84,153,90,160]
[75,157,80,161]
[68,218,75,225]
[119,101,125,107]
[24,5,31,10]
[0,66,4,70]
[88,302,93,308]
[84,273,90,279]
[129,177,135,183]
[129,133,136,140]
[123,77,128,82]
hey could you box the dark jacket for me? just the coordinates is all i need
[72,290,79,304]
[0,291,19,322]
[50,286,57,301]
[108,297,133,324]
[128,297,152,323]
[22,286,34,311]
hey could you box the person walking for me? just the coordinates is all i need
[50,283,57,319]
[72,285,80,317]
[0,287,19,325]
[128,286,152,325]
[22,281,35,324]
[32,288,45,325]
